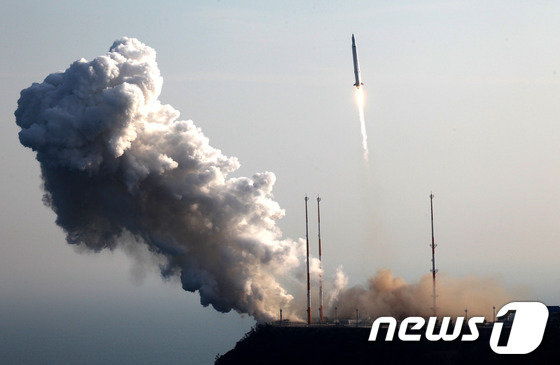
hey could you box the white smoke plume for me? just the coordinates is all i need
[328,265,348,306]
[331,269,512,320]
[15,37,305,321]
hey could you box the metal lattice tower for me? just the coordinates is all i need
[430,193,438,317]
[305,196,311,324]
[317,196,324,323]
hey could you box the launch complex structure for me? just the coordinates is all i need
[299,193,439,325]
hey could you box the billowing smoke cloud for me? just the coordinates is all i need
[15,37,304,321]
[331,269,512,320]
[14,37,514,324]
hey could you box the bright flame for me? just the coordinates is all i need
[355,87,369,162]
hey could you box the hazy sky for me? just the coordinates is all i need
[1,1,559,363]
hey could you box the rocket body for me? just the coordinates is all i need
[352,34,363,88]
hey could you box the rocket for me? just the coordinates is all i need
[351,34,363,89]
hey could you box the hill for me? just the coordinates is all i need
[216,323,559,364]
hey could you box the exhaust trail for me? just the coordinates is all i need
[355,87,369,162]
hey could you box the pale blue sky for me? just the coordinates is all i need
[1,1,559,363]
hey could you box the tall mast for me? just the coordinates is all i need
[305,196,311,324]
[317,196,324,323]
[430,193,438,317]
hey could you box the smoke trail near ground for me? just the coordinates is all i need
[14,37,305,321]
[330,269,512,320]
[355,88,369,162]
[328,266,349,306]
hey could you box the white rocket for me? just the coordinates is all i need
[352,34,363,89]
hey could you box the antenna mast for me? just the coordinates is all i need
[317,196,324,323]
[305,196,311,324]
[430,193,438,317]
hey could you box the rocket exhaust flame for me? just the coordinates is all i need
[355,87,369,162]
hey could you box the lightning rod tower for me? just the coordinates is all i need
[305,195,311,324]
[317,196,324,323]
[430,193,438,317]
